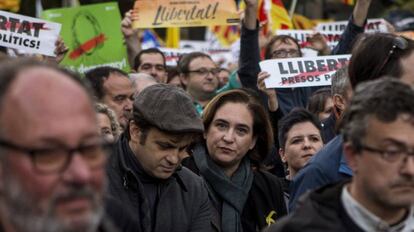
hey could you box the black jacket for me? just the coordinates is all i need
[182,156,287,232]
[106,134,213,232]
[264,181,364,232]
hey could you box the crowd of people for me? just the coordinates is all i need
[0,0,414,231]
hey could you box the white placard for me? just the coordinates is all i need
[260,55,351,88]
[276,29,343,50]
[316,18,388,33]
[0,10,61,56]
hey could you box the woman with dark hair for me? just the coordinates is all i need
[183,89,287,232]
[307,87,333,121]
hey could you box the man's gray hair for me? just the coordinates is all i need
[331,66,351,97]
[341,78,414,151]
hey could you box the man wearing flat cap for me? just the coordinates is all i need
[106,84,213,232]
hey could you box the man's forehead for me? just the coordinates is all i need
[1,66,97,142]
[9,67,85,101]
[140,52,164,64]
[189,57,215,68]
[152,128,195,144]
[272,39,299,50]
[364,114,414,143]
[103,74,134,92]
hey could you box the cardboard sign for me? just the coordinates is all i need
[0,10,61,56]
[276,29,342,50]
[42,3,130,73]
[260,55,351,88]
[132,0,240,28]
[316,18,388,33]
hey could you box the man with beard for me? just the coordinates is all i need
[266,78,414,231]
[0,58,116,232]
[85,66,135,131]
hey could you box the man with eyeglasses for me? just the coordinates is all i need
[289,34,414,212]
[0,58,117,232]
[266,78,414,232]
[240,0,373,115]
[85,66,135,131]
[178,52,220,115]
[133,48,167,83]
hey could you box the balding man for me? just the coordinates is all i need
[129,72,157,96]
[0,58,117,232]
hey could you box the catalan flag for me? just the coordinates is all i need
[209,25,240,47]
[292,14,317,30]
[270,0,293,31]
[238,0,268,24]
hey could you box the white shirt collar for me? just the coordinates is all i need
[341,185,414,232]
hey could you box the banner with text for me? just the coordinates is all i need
[42,2,130,73]
[260,55,351,88]
[316,18,388,33]
[276,29,342,50]
[0,10,61,56]
[132,0,240,28]
[160,47,232,66]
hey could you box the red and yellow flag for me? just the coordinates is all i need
[292,14,317,30]
[270,0,293,31]
[210,25,240,47]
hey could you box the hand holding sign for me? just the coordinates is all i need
[260,55,351,88]
[257,71,278,112]
[305,32,331,55]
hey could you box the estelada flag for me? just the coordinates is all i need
[209,25,240,47]
[270,0,293,30]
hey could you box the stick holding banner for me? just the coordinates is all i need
[131,0,240,28]
[0,10,61,56]
[260,55,351,88]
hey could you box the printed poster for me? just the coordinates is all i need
[132,0,240,28]
[260,55,351,88]
[0,10,61,56]
[316,18,389,33]
[42,2,130,73]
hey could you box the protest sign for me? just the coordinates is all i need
[42,2,130,73]
[276,29,342,50]
[260,55,351,88]
[131,0,240,28]
[159,47,193,65]
[160,47,233,67]
[316,18,388,33]
[0,10,61,56]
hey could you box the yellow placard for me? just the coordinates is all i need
[132,0,240,28]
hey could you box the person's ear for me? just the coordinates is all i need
[333,94,347,112]
[344,142,359,174]
[249,136,258,150]
[279,148,287,163]
[179,73,188,87]
[129,121,141,144]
